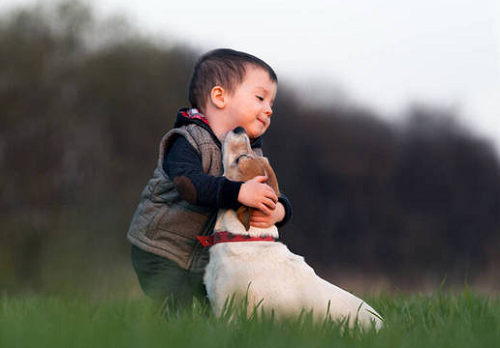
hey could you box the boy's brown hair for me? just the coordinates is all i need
[188,48,278,113]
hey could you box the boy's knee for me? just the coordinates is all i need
[131,245,207,308]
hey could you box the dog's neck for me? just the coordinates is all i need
[214,209,279,239]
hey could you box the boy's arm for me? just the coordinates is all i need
[164,136,242,209]
[165,137,292,226]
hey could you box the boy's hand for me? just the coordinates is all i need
[250,202,285,228]
[238,176,278,215]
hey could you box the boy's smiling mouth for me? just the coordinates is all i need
[257,118,266,126]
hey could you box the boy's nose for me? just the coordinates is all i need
[265,104,273,116]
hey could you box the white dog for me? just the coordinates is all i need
[201,127,382,330]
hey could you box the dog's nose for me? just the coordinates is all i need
[233,127,246,135]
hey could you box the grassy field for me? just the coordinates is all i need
[1,289,499,348]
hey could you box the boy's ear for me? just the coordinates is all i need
[210,86,227,109]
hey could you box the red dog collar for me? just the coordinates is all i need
[197,231,277,247]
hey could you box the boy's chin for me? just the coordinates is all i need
[247,126,268,139]
[247,130,264,139]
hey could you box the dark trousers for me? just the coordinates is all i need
[131,245,208,311]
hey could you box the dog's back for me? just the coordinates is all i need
[205,240,382,330]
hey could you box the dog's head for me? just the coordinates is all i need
[223,127,280,230]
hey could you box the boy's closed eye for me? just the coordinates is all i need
[256,96,264,101]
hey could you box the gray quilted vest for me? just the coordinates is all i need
[127,124,223,272]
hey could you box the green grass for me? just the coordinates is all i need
[1,290,499,348]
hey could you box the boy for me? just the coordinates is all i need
[127,48,292,310]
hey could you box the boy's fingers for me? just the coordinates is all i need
[254,175,268,183]
[266,191,278,203]
[262,186,277,202]
[250,216,274,228]
[250,221,272,228]
[251,210,266,218]
[269,188,278,200]
[250,217,264,224]
[261,197,276,210]
[251,209,270,219]
[251,217,271,225]
[258,204,272,216]
[267,199,277,210]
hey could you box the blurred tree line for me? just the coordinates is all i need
[1,1,499,294]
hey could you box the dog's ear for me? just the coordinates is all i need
[236,206,251,231]
[261,157,280,196]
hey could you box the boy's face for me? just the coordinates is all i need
[224,66,277,139]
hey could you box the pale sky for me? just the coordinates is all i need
[3,0,500,151]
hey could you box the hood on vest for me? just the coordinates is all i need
[174,108,263,149]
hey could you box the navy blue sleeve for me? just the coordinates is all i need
[164,136,242,209]
[276,194,293,228]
